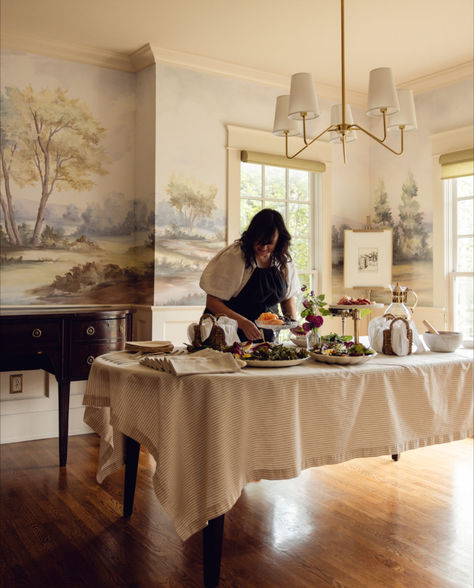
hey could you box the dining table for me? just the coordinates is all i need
[83,347,473,587]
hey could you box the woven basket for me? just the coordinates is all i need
[382,314,413,355]
[193,313,227,349]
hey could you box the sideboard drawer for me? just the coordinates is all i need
[2,320,61,346]
[71,317,127,342]
[69,341,126,380]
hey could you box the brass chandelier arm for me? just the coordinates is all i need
[285,124,338,159]
[350,123,406,156]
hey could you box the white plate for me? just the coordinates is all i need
[244,357,309,368]
[309,351,377,365]
[329,303,384,310]
[255,320,299,331]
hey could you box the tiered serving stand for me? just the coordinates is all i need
[328,303,384,343]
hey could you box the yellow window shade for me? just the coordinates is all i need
[439,148,474,179]
[241,150,326,173]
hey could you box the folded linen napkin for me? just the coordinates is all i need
[139,348,244,376]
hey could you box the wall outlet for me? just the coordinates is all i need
[10,374,23,394]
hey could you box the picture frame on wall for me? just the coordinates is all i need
[344,229,393,288]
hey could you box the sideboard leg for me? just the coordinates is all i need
[203,514,225,587]
[123,435,140,518]
[392,453,400,461]
[58,380,70,467]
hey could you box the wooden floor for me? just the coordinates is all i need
[1,435,472,588]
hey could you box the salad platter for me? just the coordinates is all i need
[225,341,309,368]
[309,352,376,365]
[245,357,309,368]
[308,333,376,366]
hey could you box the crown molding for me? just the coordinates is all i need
[146,44,367,106]
[2,33,472,102]
[1,31,134,72]
[399,61,474,95]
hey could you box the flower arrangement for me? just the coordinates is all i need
[300,285,330,334]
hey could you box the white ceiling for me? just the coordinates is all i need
[2,0,473,94]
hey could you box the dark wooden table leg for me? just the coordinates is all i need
[58,380,70,467]
[203,514,225,587]
[123,435,140,518]
[392,454,400,461]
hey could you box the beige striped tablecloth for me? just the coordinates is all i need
[83,350,473,541]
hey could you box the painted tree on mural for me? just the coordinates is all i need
[373,179,394,227]
[166,174,217,232]
[0,85,108,246]
[396,172,430,261]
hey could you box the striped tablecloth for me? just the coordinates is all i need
[83,350,473,541]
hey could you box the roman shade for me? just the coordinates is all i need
[439,148,474,179]
[241,150,326,173]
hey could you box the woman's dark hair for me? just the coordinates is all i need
[239,208,292,269]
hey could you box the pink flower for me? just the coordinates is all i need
[307,315,324,328]
[302,321,312,333]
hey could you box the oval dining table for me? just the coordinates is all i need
[82,347,473,587]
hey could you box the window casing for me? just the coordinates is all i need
[239,161,322,292]
[445,175,473,340]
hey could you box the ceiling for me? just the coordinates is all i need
[2,0,473,95]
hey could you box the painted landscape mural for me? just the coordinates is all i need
[153,174,225,306]
[0,78,153,305]
[332,172,433,306]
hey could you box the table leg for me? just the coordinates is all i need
[123,435,140,518]
[203,514,225,587]
[392,454,400,461]
[58,380,70,467]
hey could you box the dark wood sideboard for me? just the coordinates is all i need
[0,307,134,466]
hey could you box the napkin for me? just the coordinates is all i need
[187,315,241,345]
[368,316,427,355]
[139,348,244,376]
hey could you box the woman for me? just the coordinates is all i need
[200,209,300,341]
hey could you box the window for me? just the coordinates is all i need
[240,160,322,292]
[445,174,473,341]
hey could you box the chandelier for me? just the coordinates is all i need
[272,0,417,163]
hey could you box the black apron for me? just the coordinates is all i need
[206,265,288,342]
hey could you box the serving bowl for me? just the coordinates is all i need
[423,331,463,352]
[290,335,309,348]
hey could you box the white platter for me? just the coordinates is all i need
[255,320,299,331]
[309,352,377,365]
[329,303,384,310]
[244,357,309,368]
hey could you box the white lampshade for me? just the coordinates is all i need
[329,103,357,143]
[288,72,320,120]
[273,95,301,137]
[387,89,417,131]
[367,67,400,117]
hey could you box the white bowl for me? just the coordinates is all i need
[290,335,309,348]
[423,331,463,352]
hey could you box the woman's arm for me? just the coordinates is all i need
[280,297,298,320]
[206,294,262,341]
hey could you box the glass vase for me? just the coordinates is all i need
[308,329,321,349]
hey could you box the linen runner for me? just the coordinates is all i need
[83,350,473,541]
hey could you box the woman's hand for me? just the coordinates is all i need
[239,317,263,341]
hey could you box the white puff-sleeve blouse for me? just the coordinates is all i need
[199,241,300,301]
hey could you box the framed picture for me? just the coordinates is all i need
[344,229,392,287]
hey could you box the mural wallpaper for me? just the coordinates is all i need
[332,171,433,306]
[0,51,154,305]
[153,174,225,306]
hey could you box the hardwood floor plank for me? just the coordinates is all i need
[1,435,472,587]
